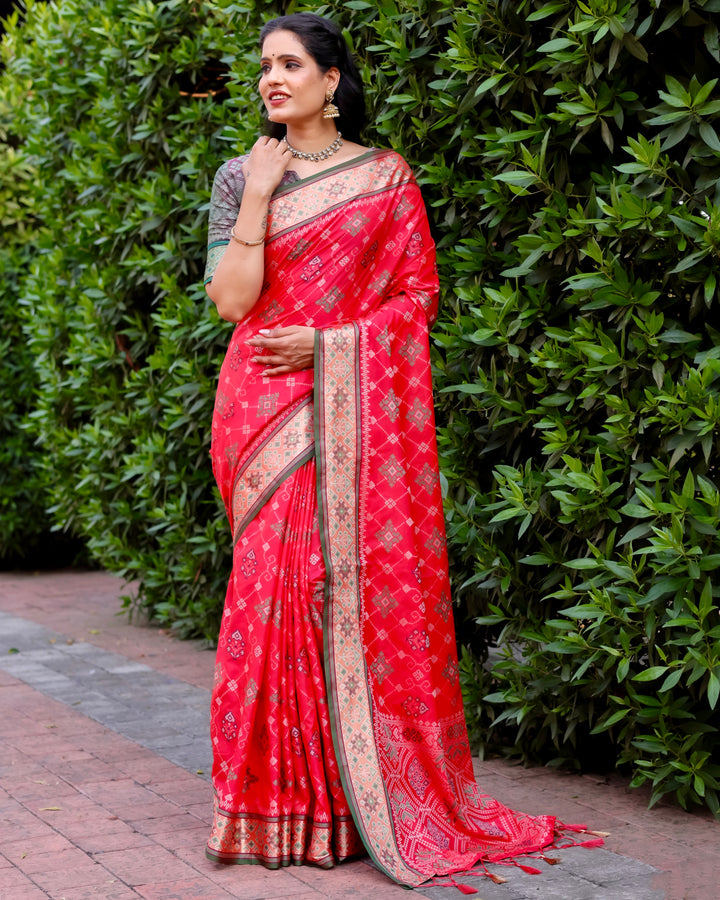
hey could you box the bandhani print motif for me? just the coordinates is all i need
[205,149,602,886]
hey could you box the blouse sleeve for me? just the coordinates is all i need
[204,156,248,285]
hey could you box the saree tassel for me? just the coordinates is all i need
[495,859,543,876]
[578,838,605,849]
[558,822,589,833]
[450,878,478,895]
[552,831,606,851]
[470,861,507,884]
[432,861,508,888]
[477,864,508,885]
[429,875,478,894]
[517,864,543,875]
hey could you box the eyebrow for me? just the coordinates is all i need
[259,54,303,64]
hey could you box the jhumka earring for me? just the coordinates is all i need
[323,90,340,119]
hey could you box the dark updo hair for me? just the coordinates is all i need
[259,13,366,144]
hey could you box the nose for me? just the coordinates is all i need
[265,63,283,84]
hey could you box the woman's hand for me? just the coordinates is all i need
[242,136,293,198]
[248,326,315,375]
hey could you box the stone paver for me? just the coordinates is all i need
[1,570,717,899]
[0,610,211,778]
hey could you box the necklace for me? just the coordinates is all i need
[284,132,343,162]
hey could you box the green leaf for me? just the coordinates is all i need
[623,34,648,63]
[708,673,720,710]
[699,122,720,153]
[659,669,683,692]
[591,707,630,733]
[632,666,669,682]
[494,171,539,187]
[563,558,600,570]
[658,328,702,343]
[667,252,709,275]
[538,37,576,52]
[704,273,717,304]
[560,603,604,619]
[520,553,553,565]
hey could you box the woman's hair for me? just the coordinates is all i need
[259,13,366,144]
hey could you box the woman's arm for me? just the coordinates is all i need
[206,137,293,322]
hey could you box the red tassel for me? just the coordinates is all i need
[559,823,588,833]
[517,865,543,875]
[579,838,605,848]
[446,875,477,894]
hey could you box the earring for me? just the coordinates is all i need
[323,90,340,119]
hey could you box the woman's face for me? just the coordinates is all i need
[259,30,339,126]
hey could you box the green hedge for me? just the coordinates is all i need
[397,0,720,814]
[2,0,720,814]
[1,0,259,621]
[325,0,720,814]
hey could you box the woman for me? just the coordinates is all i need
[204,12,600,888]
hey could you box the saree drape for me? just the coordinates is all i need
[205,150,586,886]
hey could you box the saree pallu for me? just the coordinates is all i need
[206,150,569,886]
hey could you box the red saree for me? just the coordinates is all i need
[205,150,594,886]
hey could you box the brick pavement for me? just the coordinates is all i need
[0,570,717,899]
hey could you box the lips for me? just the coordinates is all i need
[268,92,290,103]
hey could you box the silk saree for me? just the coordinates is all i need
[204,150,596,887]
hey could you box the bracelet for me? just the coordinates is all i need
[230,227,264,247]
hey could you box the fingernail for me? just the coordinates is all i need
[258,329,271,335]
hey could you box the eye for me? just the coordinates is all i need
[259,64,270,75]
[285,62,299,69]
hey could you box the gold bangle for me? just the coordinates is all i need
[230,227,264,247]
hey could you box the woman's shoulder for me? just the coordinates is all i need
[213,152,300,193]
[213,154,249,185]
[342,141,409,169]
[362,147,417,184]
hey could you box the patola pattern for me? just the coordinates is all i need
[206,150,561,884]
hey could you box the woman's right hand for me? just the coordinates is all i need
[242,136,293,198]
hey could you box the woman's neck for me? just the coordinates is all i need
[284,123,340,153]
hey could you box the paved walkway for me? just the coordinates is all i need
[0,571,717,899]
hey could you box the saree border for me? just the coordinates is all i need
[268,184,415,246]
[207,802,360,869]
[271,148,384,200]
[267,150,414,242]
[315,327,423,887]
[231,395,314,546]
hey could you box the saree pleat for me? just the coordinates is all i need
[208,458,364,867]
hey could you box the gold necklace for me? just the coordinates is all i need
[284,132,343,162]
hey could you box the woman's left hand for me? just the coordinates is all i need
[248,325,315,375]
